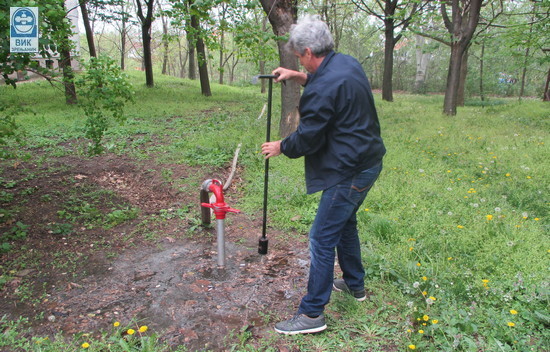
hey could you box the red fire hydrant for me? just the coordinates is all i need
[200,179,240,267]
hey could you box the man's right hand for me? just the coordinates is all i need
[272,67,307,86]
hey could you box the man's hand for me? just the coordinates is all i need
[261,140,282,159]
[272,67,307,86]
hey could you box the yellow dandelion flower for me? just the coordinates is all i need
[139,325,148,333]
[365,208,370,211]
[81,342,90,349]
[507,322,515,327]
[113,321,120,327]
[486,215,493,221]
[416,262,421,267]
[457,225,464,229]
[407,329,412,333]
[534,218,540,221]
[432,319,439,324]
[422,276,428,281]
[408,345,416,350]
[422,291,427,296]
[127,329,135,335]
[419,330,424,334]
[505,173,511,177]
[447,257,453,260]
[429,296,436,301]
[510,309,518,315]
[482,279,489,283]
[423,315,429,321]
[409,247,414,251]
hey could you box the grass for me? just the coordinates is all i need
[1,72,549,351]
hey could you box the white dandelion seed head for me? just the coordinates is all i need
[419,169,425,173]
[495,207,502,212]
[480,198,486,202]
[413,282,420,288]
[426,298,434,305]
[412,204,417,208]
[448,212,453,216]
[473,203,479,208]
[447,187,453,191]
[522,212,528,217]
[407,301,414,308]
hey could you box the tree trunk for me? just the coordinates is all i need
[443,44,462,115]
[457,48,469,106]
[59,40,77,105]
[441,0,482,116]
[260,0,300,138]
[79,0,96,58]
[543,67,550,102]
[121,19,126,70]
[189,8,211,96]
[219,29,224,84]
[479,41,485,101]
[136,0,155,87]
[160,5,169,75]
[382,19,394,102]
[414,34,430,94]
[188,38,196,80]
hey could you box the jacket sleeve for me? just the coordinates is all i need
[280,88,334,159]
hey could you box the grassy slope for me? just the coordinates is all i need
[1,73,548,351]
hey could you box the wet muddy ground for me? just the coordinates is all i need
[0,154,311,350]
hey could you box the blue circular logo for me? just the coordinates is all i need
[12,8,36,34]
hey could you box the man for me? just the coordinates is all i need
[261,15,386,335]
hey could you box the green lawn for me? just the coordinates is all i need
[1,73,548,351]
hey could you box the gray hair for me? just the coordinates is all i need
[287,15,334,57]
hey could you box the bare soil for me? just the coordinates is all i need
[0,153,310,351]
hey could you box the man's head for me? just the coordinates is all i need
[287,15,334,58]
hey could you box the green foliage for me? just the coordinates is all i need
[77,55,134,154]
[0,75,547,351]
[0,0,73,87]
[0,316,177,351]
[1,221,28,253]
[0,105,19,146]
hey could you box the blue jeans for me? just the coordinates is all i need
[297,162,382,316]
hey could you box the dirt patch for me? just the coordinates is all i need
[0,154,310,350]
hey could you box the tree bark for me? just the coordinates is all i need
[188,2,211,96]
[136,0,155,87]
[543,67,550,102]
[382,19,395,101]
[414,34,430,94]
[457,48,469,106]
[160,3,169,75]
[479,41,485,101]
[59,44,77,105]
[260,0,300,138]
[442,0,482,116]
[79,0,96,58]
[121,18,126,70]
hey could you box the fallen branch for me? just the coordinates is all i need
[224,143,242,190]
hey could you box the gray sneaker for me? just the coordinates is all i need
[274,314,327,335]
[333,279,367,301]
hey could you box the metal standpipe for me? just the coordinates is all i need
[200,179,240,268]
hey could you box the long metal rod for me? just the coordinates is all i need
[216,219,225,267]
[261,77,272,241]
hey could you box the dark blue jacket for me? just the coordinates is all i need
[280,51,386,194]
